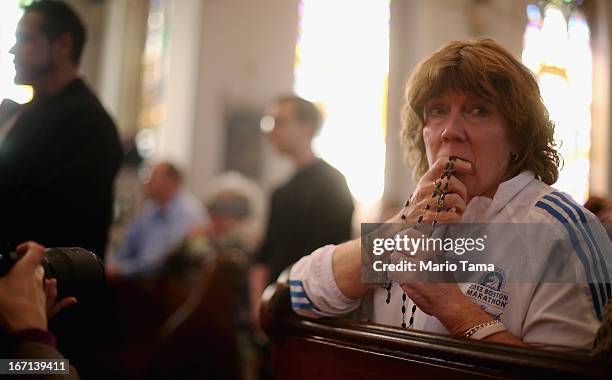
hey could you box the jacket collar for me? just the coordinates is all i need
[463,171,535,222]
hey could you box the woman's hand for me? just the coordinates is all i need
[392,158,478,332]
[400,281,526,346]
[390,156,470,225]
[400,281,492,335]
[399,282,476,329]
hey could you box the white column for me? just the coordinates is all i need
[591,0,612,196]
[157,0,204,170]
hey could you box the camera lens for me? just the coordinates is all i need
[44,247,105,299]
[0,247,104,299]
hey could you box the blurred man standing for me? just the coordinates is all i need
[0,2,122,378]
[107,162,208,277]
[250,95,354,327]
[0,0,122,258]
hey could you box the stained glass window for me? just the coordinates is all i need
[522,1,592,203]
[293,0,390,217]
[136,0,170,160]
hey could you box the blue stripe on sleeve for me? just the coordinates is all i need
[543,194,609,307]
[552,192,612,299]
[289,279,318,311]
[536,200,602,320]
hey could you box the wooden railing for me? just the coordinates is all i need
[260,280,612,379]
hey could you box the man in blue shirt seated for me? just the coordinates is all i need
[107,162,208,277]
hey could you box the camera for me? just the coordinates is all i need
[0,247,105,299]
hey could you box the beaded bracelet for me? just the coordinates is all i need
[464,319,506,340]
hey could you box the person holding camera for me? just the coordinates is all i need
[0,2,123,375]
[0,241,79,379]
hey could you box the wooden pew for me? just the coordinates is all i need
[108,250,248,379]
[260,280,612,379]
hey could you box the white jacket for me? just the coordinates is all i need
[289,172,612,349]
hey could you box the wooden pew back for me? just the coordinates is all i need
[261,281,612,380]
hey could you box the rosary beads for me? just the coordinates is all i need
[387,156,456,329]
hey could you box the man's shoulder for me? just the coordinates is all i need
[59,80,121,150]
[175,191,207,220]
[316,159,343,175]
[72,81,114,118]
[309,159,348,187]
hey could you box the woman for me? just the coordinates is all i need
[289,39,611,349]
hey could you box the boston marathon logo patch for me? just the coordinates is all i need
[465,270,510,317]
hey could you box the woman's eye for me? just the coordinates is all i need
[469,107,489,116]
[427,107,446,118]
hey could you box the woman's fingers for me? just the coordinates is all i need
[415,175,467,204]
[421,209,462,224]
[400,156,470,225]
[425,156,472,180]
[409,191,465,224]
[439,175,468,203]
[438,192,467,215]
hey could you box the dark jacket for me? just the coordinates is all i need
[0,79,122,258]
[255,159,355,281]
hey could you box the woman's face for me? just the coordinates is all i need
[422,91,514,200]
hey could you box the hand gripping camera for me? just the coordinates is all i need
[0,247,105,299]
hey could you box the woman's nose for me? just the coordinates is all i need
[440,111,467,142]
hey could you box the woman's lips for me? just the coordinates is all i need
[448,155,470,164]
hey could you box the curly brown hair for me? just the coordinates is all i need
[401,38,561,185]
